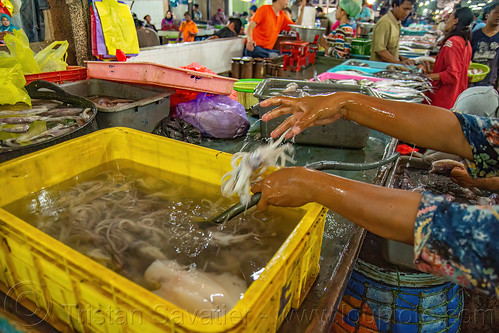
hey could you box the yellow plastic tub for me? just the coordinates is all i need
[0,128,327,332]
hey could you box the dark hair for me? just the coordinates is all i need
[316,6,324,13]
[242,11,248,16]
[193,3,199,8]
[392,0,415,8]
[229,18,242,33]
[443,7,473,46]
[143,15,150,20]
[184,11,191,16]
[285,7,292,13]
[250,5,258,12]
[490,1,499,12]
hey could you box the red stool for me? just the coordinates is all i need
[281,41,311,72]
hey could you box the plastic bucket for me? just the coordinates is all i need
[333,263,462,332]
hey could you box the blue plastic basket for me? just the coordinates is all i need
[333,269,462,332]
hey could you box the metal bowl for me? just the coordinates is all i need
[289,24,325,44]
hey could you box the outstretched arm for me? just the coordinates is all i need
[251,167,421,244]
[261,92,473,160]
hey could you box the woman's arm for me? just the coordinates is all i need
[260,92,474,160]
[252,167,421,244]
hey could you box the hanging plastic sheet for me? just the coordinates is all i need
[93,0,139,56]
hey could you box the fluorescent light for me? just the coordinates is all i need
[478,2,486,5]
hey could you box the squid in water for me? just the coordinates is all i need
[221,130,295,205]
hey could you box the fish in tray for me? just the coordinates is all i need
[0,102,93,150]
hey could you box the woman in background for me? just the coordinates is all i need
[425,7,473,109]
[161,10,178,31]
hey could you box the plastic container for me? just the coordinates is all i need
[312,72,390,83]
[350,39,371,56]
[332,262,462,333]
[24,66,87,85]
[0,127,327,333]
[59,79,173,133]
[468,63,490,83]
[86,61,237,95]
[233,79,262,109]
[253,79,371,149]
[327,64,380,76]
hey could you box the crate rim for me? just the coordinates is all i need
[0,127,326,331]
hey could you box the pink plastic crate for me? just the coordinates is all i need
[311,72,391,82]
[86,61,237,95]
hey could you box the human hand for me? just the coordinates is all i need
[300,0,306,9]
[246,39,256,51]
[450,165,476,188]
[260,93,346,139]
[251,167,315,211]
[401,59,415,66]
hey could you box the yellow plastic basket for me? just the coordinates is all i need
[0,127,327,332]
[468,63,490,83]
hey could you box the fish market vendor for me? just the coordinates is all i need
[370,0,415,65]
[251,92,499,298]
[0,14,18,33]
[244,0,305,59]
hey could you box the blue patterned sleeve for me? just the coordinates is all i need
[414,192,499,297]
[452,112,499,178]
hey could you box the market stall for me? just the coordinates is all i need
[0,0,498,331]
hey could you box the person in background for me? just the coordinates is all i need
[177,12,198,43]
[473,9,488,32]
[207,18,242,39]
[252,91,499,298]
[162,10,178,31]
[471,12,481,30]
[249,5,258,21]
[240,12,249,27]
[324,0,362,58]
[402,12,414,27]
[193,4,202,21]
[0,13,17,33]
[135,19,160,48]
[143,15,157,31]
[356,0,374,22]
[244,0,305,59]
[212,9,227,25]
[471,2,499,89]
[370,0,415,65]
[284,7,292,20]
[425,7,473,109]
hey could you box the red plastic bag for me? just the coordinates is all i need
[396,144,419,155]
[170,63,238,111]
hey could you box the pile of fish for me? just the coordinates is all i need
[0,100,93,151]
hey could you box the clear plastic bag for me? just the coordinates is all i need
[176,94,249,139]
[34,41,68,72]
[0,63,31,106]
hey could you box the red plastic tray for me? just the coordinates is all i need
[86,61,237,95]
[25,66,88,85]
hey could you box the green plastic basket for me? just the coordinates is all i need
[234,79,263,110]
[468,63,490,83]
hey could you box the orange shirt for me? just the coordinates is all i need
[252,5,293,49]
[179,20,198,42]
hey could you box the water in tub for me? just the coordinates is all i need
[3,160,304,317]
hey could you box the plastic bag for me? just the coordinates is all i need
[34,40,68,72]
[0,64,31,106]
[93,0,139,56]
[0,0,14,16]
[3,29,40,74]
[176,94,249,139]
